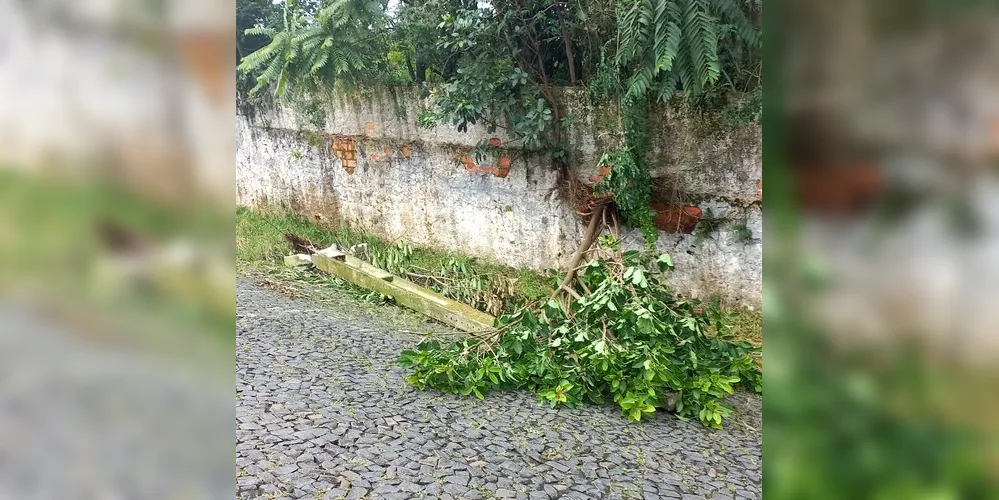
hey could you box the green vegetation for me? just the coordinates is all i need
[0,170,234,342]
[238,207,762,427]
[238,0,390,98]
[727,307,761,349]
[399,244,761,427]
[765,256,998,498]
[236,208,761,334]
[237,207,557,315]
[593,147,658,247]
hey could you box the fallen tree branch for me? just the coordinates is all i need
[284,232,320,254]
[405,271,454,289]
[553,205,605,300]
[560,285,583,300]
[610,210,621,242]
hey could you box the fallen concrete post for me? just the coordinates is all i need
[284,254,313,267]
[316,245,345,260]
[311,253,495,333]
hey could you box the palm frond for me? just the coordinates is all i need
[617,0,750,100]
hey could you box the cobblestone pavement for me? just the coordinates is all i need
[237,277,762,500]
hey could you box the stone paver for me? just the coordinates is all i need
[237,277,762,499]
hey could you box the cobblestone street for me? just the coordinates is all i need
[236,277,762,500]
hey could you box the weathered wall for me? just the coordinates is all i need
[236,88,762,308]
[0,1,234,206]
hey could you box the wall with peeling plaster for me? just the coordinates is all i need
[236,88,762,309]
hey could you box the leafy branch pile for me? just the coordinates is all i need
[268,209,760,427]
[399,241,761,428]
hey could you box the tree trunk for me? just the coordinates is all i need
[554,205,605,297]
[236,35,246,61]
[562,26,577,85]
[443,57,459,81]
[558,2,577,85]
[416,61,427,84]
[405,51,418,83]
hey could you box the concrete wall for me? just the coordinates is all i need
[237,88,762,308]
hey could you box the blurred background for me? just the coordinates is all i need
[0,0,234,497]
[767,0,999,498]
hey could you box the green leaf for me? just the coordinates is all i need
[631,269,646,287]
[593,339,607,354]
[629,406,642,421]
[637,317,654,334]
[657,253,674,269]
[274,67,288,97]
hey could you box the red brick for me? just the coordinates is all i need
[650,203,701,234]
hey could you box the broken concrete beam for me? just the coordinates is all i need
[316,245,346,261]
[388,277,494,332]
[357,262,393,282]
[311,253,494,333]
[284,254,313,267]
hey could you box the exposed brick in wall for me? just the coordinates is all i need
[459,154,512,178]
[368,145,394,162]
[584,158,714,234]
[331,135,357,174]
[650,203,702,234]
[179,31,231,103]
[458,140,512,178]
[792,164,883,214]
